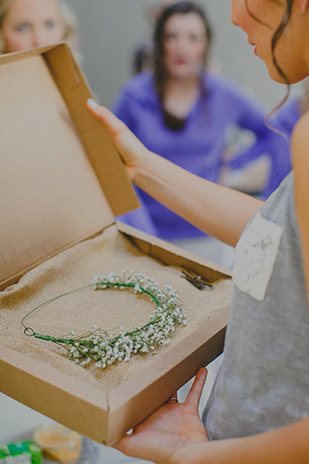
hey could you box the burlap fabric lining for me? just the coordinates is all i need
[0,225,232,392]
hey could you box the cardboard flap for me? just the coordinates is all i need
[43,44,139,217]
[0,44,138,289]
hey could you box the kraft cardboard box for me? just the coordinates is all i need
[0,43,232,445]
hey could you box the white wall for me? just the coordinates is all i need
[0,393,54,442]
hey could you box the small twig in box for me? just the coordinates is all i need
[181,269,214,291]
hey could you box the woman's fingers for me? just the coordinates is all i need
[87,98,126,137]
[86,98,149,179]
[185,368,207,409]
[167,391,178,403]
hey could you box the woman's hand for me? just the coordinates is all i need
[113,368,209,464]
[87,99,149,182]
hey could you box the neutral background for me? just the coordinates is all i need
[66,0,297,109]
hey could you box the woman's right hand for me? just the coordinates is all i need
[87,99,149,182]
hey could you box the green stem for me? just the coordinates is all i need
[22,280,165,345]
[21,283,96,330]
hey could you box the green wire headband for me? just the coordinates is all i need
[22,271,188,369]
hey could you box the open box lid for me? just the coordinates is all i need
[0,43,139,290]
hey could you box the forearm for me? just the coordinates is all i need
[86,102,263,246]
[171,417,309,464]
[135,150,263,247]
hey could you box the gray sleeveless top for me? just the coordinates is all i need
[204,172,309,440]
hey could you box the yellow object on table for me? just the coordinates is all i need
[34,425,81,464]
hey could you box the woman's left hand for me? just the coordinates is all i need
[114,367,209,464]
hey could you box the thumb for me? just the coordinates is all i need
[86,98,127,138]
[185,368,207,410]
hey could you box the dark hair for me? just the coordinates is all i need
[153,1,213,130]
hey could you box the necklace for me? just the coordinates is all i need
[22,271,187,369]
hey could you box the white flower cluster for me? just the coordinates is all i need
[63,271,187,369]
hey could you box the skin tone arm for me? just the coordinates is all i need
[170,416,309,464]
[292,111,309,304]
[87,102,263,247]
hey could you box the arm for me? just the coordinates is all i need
[170,418,309,464]
[291,111,309,304]
[135,149,262,246]
[87,102,263,247]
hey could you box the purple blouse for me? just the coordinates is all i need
[230,98,298,199]
[113,72,291,240]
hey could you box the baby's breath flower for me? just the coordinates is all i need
[27,271,187,370]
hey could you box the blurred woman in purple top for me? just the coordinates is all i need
[114,1,288,265]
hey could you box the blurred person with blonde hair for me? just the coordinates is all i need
[0,0,79,56]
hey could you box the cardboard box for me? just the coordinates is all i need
[0,43,232,445]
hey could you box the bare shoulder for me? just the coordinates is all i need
[291,112,309,216]
[291,113,309,297]
[291,111,309,170]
